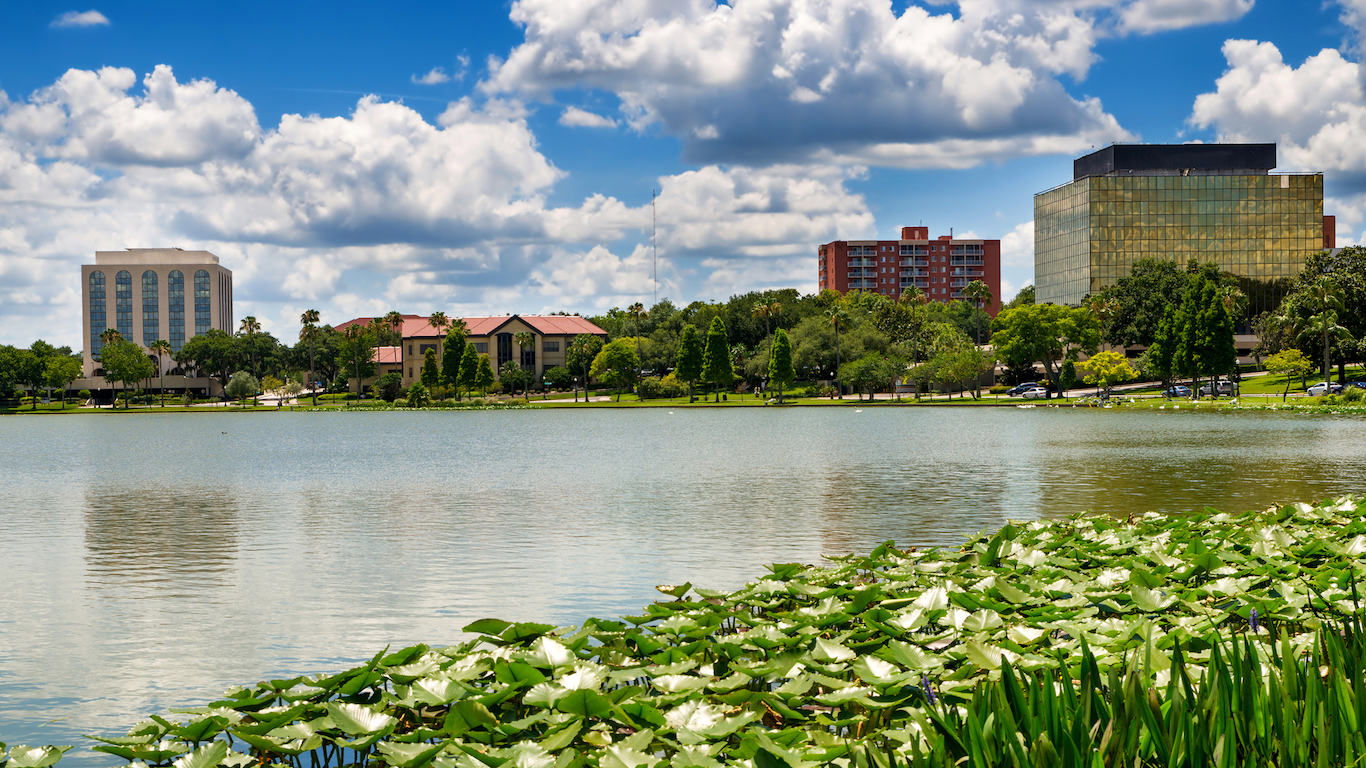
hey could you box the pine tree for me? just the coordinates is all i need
[700,316,733,402]
[767,327,795,404]
[474,354,495,397]
[421,348,440,391]
[442,326,467,390]
[675,324,704,401]
[457,342,478,400]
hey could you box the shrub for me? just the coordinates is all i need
[1343,387,1365,404]
[78,389,91,400]
[989,385,1009,395]
[393,398,409,408]
[638,375,688,400]
[441,398,458,406]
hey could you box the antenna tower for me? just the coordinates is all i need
[652,188,658,306]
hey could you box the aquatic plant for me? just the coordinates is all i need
[14,496,1366,766]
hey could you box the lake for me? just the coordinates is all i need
[1,407,1363,760]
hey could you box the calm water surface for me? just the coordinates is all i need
[2,407,1364,758]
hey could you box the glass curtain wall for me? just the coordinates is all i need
[194,270,211,335]
[168,271,185,352]
[115,271,133,340]
[141,271,158,345]
[89,271,106,359]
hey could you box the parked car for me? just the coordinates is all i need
[1006,382,1038,397]
[1021,386,1050,400]
[1198,380,1238,397]
[1307,381,1344,397]
[1164,385,1192,398]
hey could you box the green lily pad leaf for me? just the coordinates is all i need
[8,746,74,768]
[651,675,710,693]
[172,741,229,768]
[994,581,1032,604]
[600,744,662,768]
[656,583,692,598]
[963,610,1003,633]
[812,638,855,662]
[556,689,612,719]
[524,683,568,709]
[538,722,582,752]
[327,702,398,735]
[1130,585,1171,612]
[375,740,448,768]
[880,640,940,671]
[463,619,512,637]
[850,655,900,683]
[412,677,466,705]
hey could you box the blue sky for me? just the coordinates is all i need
[2,0,1365,348]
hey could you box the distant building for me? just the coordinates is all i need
[79,248,233,397]
[335,314,608,390]
[1034,143,1334,314]
[817,226,1002,315]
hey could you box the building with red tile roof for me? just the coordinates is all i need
[340,314,607,391]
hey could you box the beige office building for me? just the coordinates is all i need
[80,248,233,393]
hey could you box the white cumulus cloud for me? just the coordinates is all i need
[483,0,1167,169]
[412,67,452,85]
[1117,0,1253,35]
[558,106,618,128]
[51,10,109,28]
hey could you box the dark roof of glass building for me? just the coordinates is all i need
[1074,143,1277,180]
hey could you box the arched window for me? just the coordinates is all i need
[115,271,133,340]
[142,270,159,345]
[194,270,211,335]
[168,270,185,352]
[89,271,106,359]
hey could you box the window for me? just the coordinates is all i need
[407,344,413,355]
[194,270,211,335]
[475,342,488,354]
[409,367,413,377]
[89,271,106,359]
[543,341,559,352]
[419,344,437,355]
[115,271,133,339]
[142,270,158,345]
[497,333,513,369]
[521,339,536,371]
[168,271,185,352]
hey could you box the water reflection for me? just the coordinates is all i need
[85,488,239,596]
[1,408,1365,764]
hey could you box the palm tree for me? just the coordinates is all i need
[300,308,320,406]
[1303,276,1346,383]
[385,310,406,383]
[367,317,387,396]
[825,306,848,398]
[628,302,647,397]
[569,337,592,402]
[751,300,781,395]
[514,330,535,397]
[149,339,172,407]
[962,280,993,346]
[346,324,368,399]
[239,316,261,405]
[98,328,121,409]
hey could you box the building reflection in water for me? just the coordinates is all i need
[84,487,239,596]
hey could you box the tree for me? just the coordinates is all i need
[543,365,572,391]
[1093,259,1189,348]
[377,371,403,402]
[341,324,374,399]
[1170,270,1237,398]
[767,328,795,403]
[751,300,781,392]
[177,329,240,398]
[567,334,604,402]
[100,337,156,408]
[420,348,440,390]
[700,317,733,402]
[1265,349,1315,401]
[406,381,431,407]
[500,359,528,397]
[825,306,849,398]
[675,324,704,401]
[13,348,43,409]
[628,302,647,389]
[442,324,468,397]
[990,304,1100,399]
[961,280,993,347]
[45,355,81,408]
[1059,359,1077,397]
[1288,275,1348,383]
[1078,351,1136,398]
[514,330,536,396]
[148,339,172,406]
[300,308,321,406]
[474,354,495,396]
[458,342,479,400]
[238,316,264,405]
[591,339,640,401]
[225,371,258,406]
[1003,284,1034,310]
[840,353,885,400]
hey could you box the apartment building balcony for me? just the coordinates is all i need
[950,246,984,256]
[951,268,984,277]
[902,278,930,288]
[848,269,878,279]
[900,258,929,267]
[901,269,929,277]
[847,258,875,267]
[899,247,929,257]
[950,257,984,266]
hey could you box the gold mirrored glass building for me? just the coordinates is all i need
[1034,144,1332,316]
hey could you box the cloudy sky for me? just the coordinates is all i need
[2,0,1365,349]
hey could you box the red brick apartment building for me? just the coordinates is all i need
[818,226,1002,315]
